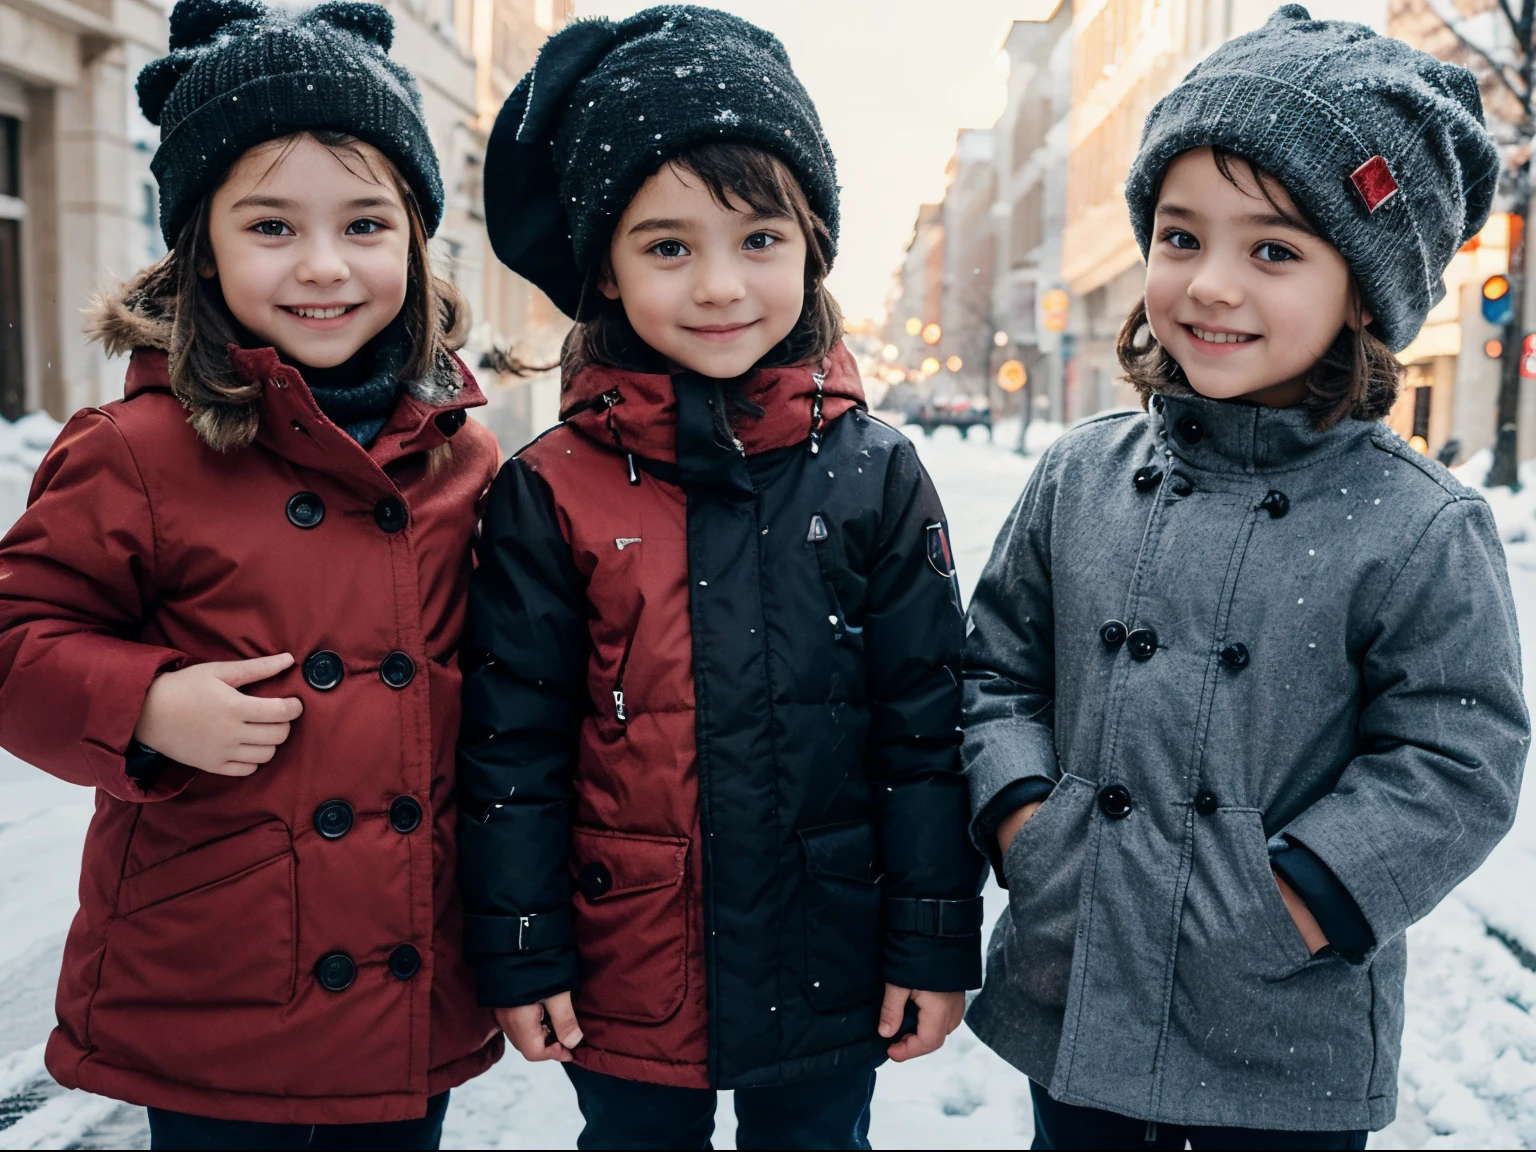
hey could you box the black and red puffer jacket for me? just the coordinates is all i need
[456,343,987,1089]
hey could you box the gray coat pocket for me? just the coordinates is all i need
[1001,773,1097,1008]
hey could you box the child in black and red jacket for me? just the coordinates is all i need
[455,7,988,1148]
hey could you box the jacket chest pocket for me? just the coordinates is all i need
[96,821,296,1013]
[570,827,691,1025]
[805,514,868,650]
[799,821,883,1012]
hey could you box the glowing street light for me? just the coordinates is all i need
[993,330,1009,347]
[904,317,922,336]
[881,343,899,361]
[945,356,963,372]
[921,357,941,376]
[921,323,942,345]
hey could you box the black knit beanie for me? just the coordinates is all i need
[137,0,445,247]
[482,4,839,319]
[1125,4,1499,353]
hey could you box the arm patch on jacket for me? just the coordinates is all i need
[926,521,963,615]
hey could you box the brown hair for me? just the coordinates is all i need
[562,141,843,381]
[1117,146,1401,430]
[108,130,468,453]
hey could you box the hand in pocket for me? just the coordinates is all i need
[996,798,1045,860]
[1272,868,1330,955]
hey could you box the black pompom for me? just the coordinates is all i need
[306,2,393,51]
[136,51,197,125]
[168,0,263,51]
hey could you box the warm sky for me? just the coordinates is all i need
[574,0,1387,323]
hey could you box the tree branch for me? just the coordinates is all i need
[1425,0,1532,119]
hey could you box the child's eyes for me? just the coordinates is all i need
[743,232,779,252]
[1254,241,1298,263]
[345,218,386,236]
[252,219,293,237]
[1160,228,1199,251]
[649,239,689,260]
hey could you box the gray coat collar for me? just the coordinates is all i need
[1151,391,1375,474]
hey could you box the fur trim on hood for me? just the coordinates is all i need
[86,263,466,452]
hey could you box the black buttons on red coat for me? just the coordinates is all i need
[315,952,356,991]
[1169,475,1193,497]
[390,795,423,834]
[1219,643,1250,670]
[577,861,613,900]
[435,409,467,437]
[375,496,408,533]
[1260,490,1290,518]
[1099,784,1133,819]
[1100,620,1128,648]
[1175,415,1205,444]
[389,945,422,981]
[1126,628,1159,660]
[314,799,354,840]
[304,650,344,691]
[1194,790,1218,816]
[380,651,416,688]
[1133,465,1163,492]
[286,492,325,529]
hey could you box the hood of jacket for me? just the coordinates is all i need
[86,265,468,453]
[558,340,867,462]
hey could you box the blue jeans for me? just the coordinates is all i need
[564,1064,876,1150]
[1029,1082,1368,1150]
[146,1091,448,1150]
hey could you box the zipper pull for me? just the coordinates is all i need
[626,453,640,485]
[613,690,627,723]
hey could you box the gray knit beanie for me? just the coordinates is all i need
[1125,4,1499,352]
[138,0,444,245]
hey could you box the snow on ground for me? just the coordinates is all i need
[5,415,1536,1147]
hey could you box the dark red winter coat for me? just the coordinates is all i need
[456,344,988,1089]
[0,285,501,1123]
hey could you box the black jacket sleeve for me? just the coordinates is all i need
[864,438,989,991]
[457,457,589,1007]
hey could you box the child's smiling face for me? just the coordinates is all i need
[205,133,411,369]
[1144,147,1366,408]
[601,161,808,378]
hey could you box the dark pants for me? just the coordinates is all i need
[146,1091,449,1150]
[564,1063,876,1150]
[1030,1082,1368,1151]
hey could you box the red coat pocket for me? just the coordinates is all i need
[570,827,690,1024]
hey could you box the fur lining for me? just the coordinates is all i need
[86,265,465,451]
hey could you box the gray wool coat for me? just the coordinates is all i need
[962,391,1529,1132]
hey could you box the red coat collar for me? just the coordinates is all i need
[559,342,866,463]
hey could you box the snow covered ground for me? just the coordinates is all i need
[3,416,1536,1148]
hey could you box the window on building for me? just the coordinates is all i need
[1011,184,1043,267]
[1412,385,1432,444]
[0,115,23,421]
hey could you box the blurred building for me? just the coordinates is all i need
[0,0,570,456]
[936,127,996,400]
[990,1,1073,428]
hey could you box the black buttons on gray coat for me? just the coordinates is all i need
[1099,785,1133,819]
[1194,790,1218,816]
[304,650,344,691]
[286,492,325,529]
[375,496,408,533]
[380,651,416,688]
[1260,490,1290,518]
[389,945,422,981]
[1100,620,1128,648]
[315,952,356,991]
[390,796,423,834]
[1219,643,1250,670]
[1169,475,1193,497]
[1175,415,1205,444]
[577,861,614,900]
[1126,628,1158,661]
[1133,466,1162,492]
[303,651,344,691]
[314,799,353,840]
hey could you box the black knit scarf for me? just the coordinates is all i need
[301,323,407,447]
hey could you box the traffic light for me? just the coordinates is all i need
[1483,275,1514,326]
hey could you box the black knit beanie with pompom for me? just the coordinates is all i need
[138,0,444,246]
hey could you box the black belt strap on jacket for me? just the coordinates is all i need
[463,907,574,954]
[884,896,986,937]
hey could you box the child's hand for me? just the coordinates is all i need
[495,993,583,1063]
[1273,869,1330,954]
[133,654,304,776]
[996,799,1044,860]
[878,985,965,1062]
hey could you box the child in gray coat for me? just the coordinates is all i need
[963,6,1529,1148]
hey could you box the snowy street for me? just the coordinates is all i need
[4,418,1536,1148]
